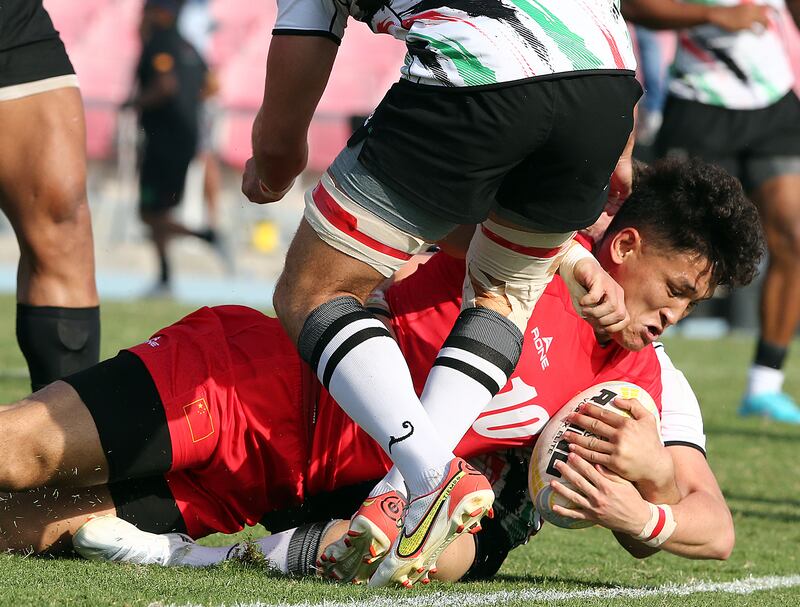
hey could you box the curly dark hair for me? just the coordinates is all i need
[605,157,765,288]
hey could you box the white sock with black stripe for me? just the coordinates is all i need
[298,296,453,495]
[370,307,522,498]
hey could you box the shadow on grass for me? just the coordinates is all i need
[489,574,620,588]
[729,508,800,524]
[705,425,800,442]
[724,492,800,509]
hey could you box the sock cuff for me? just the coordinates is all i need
[298,296,368,364]
[754,338,788,370]
[298,296,393,389]
[444,307,523,373]
[17,304,100,320]
[286,521,338,576]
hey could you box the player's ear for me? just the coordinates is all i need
[609,227,641,266]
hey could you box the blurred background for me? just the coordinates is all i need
[2,0,798,333]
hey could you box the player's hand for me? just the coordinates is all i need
[562,398,674,488]
[550,454,651,535]
[608,148,633,212]
[579,211,614,245]
[572,257,629,339]
[241,158,294,204]
[709,4,770,32]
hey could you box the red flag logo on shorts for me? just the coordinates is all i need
[183,398,215,442]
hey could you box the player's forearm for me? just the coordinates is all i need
[616,491,733,560]
[251,108,308,193]
[623,0,720,29]
[657,491,734,559]
[251,35,338,193]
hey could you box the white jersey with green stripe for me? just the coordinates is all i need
[669,0,795,109]
[274,0,636,87]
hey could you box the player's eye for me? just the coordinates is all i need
[667,284,680,298]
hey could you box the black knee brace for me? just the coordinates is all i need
[16,304,101,391]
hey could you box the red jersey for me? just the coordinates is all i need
[133,248,662,537]
[305,252,662,496]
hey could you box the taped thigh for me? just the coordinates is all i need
[463,219,574,331]
[304,172,430,278]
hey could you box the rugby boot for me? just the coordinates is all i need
[318,489,406,584]
[369,457,494,588]
[740,392,800,424]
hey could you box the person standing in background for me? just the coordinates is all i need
[626,0,800,422]
[133,0,223,297]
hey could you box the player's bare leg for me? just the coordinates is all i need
[275,216,496,587]
[273,219,385,342]
[0,381,110,492]
[0,87,100,390]
[742,173,800,422]
[0,485,116,555]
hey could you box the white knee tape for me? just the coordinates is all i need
[303,172,429,278]
[463,220,574,332]
[558,240,597,314]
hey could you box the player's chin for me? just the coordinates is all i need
[611,327,648,352]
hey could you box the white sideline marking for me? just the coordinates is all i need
[161,574,800,607]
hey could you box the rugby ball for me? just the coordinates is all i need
[528,381,660,529]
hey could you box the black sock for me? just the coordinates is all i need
[754,338,788,370]
[195,227,217,244]
[159,254,171,285]
[16,304,101,391]
[286,521,332,576]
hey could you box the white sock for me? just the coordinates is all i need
[368,468,406,498]
[298,297,453,495]
[370,307,522,499]
[172,530,293,571]
[746,365,785,397]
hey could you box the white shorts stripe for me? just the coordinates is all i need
[303,173,430,278]
[0,74,79,102]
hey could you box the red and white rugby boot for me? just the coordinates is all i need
[318,489,406,584]
[369,457,494,588]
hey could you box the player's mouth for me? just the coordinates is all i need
[643,324,661,343]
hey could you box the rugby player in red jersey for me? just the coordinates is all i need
[0,159,761,580]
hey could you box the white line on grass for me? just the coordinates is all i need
[162,574,800,607]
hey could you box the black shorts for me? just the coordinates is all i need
[0,37,75,89]
[64,351,186,534]
[357,73,642,232]
[139,133,197,212]
[655,91,800,192]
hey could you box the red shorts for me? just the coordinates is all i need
[81,306,316,538]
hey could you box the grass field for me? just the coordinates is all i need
[0,296,799,606]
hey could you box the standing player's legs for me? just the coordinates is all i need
[0,86,100,391]
[278,76,637,587]
[741,169,800,422]
[138,136,217,293]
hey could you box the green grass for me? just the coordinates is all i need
[0,297,799,606]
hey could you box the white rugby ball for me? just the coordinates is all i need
[528,381,660,529]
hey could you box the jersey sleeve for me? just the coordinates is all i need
[273,0,348,44]
[653,343,707,454]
